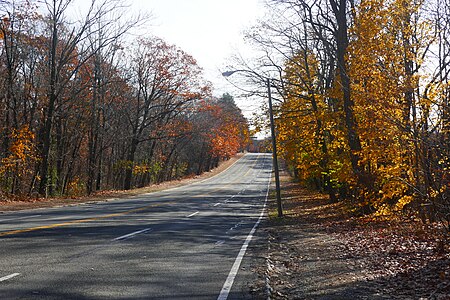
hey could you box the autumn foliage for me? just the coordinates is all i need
[201,94,250,159]
[0,1,249,198]
[246,0,450,226]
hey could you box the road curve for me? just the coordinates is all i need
[0,153,272,299]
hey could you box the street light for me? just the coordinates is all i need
[222,69,283,218]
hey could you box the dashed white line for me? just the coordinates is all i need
[226,221,244,234]
[215,240,225,246]
[113,228,152,241]
[187,211,199,218]
[0,273,20,282]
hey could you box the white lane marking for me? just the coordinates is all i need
[215,240,225,246]
[226,221,244,235]
[187,211,199,218]
[113,228,152,241]
[213,203,221,207]
[0,273,20,282]
[0,215,42,223]
[217,173,270,300]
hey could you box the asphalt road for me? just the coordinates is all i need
[0,153,271,299]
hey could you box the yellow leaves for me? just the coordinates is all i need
[278,0,438,217]
[273,0,450,223]
[395,195,413,211]
[10,127,34,161]
[132,162,161,178]
[0,126,38,178]
[133,164,150,175]
[66,177,85,197]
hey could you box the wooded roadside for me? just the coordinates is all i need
[255,171,450,299]
[0,155,243,212]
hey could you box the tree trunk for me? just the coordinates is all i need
[124,137,138,190]
[330,0,365,186]
[38,13,58,196]
[55,118,65,195]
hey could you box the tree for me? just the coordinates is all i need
[0,0,248,201]
[207,94,250,159]
[37,0,143,196]
[121,37,208,190]
[181,94,249,175]
[242,0,449,221]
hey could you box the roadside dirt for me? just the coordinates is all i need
[252,171,450,300]
[0,154,243,212]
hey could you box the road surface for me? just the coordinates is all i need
[0,153,271,299]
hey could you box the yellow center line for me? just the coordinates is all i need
[0,202,174,238]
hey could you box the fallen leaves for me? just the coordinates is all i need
[337,222,450,299]
[264,172,450,299]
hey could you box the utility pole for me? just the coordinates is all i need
[267,78,283,217]
[222,70,283,217]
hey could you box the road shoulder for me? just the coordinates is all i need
[0,154,244,212]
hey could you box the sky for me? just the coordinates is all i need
[131,0,266,117]
[68,0,267,119]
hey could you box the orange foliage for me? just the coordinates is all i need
[199,96,250,159]
[0,126,38,177]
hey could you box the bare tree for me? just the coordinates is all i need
[37,0,145,196]
[121,37,207,190]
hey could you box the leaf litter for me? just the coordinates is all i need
[258,172,449,299]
